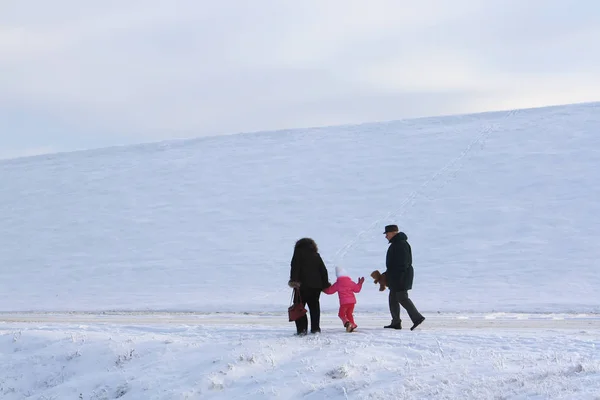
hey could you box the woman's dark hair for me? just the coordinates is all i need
[294,238,318,254]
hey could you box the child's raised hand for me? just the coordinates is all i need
[358,277,365,284]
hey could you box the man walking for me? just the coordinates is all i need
[383,224,425,331]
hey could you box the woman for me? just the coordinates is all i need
[288,238,331,335]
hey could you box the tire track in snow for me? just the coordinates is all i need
[333,109,520,263]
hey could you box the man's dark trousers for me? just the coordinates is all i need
[389,290,423,326]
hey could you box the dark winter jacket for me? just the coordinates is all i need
[290,240,331,290]
[385,232,414,291]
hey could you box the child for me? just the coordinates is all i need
[323,266,364,332]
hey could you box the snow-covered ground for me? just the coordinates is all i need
[1,102,600,398]
[2,312,600,399]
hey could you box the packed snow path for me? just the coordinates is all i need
[2,311,600,330]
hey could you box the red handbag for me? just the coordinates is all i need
[288,288,307,322]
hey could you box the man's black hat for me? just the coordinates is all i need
[383,224,399,234]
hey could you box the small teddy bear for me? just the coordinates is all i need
[370,270,387,292]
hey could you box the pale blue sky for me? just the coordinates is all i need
[1,0,599,159]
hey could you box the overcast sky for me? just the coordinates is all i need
[1,0,599,159]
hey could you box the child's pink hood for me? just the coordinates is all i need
[323,270,363,305]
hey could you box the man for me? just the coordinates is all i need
[383,224,425,331]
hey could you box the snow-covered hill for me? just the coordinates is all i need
[1,102,599,313]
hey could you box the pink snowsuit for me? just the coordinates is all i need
[323,267,363,328]
[323,276,363,305]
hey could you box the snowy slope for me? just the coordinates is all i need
[1,102,599,313]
